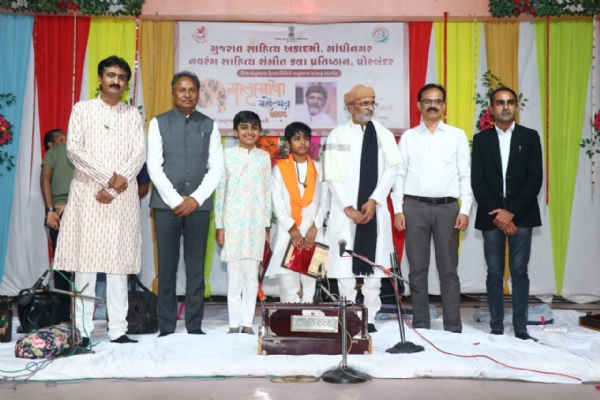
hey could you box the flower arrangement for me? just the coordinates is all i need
[580,111,600,159]
[256,133,322,168]
[0,93,16,177]
[474,70,527,132]
[0,0,146,17]
[0,114,15,176]
[489,0,600,18]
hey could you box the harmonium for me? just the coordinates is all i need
[258,302,372,355]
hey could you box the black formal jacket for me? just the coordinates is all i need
[471,124,543,231]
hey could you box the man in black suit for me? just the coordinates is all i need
[471,87,543,341]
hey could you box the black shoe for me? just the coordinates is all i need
[158,332,172,337]
[490,330,503,335]
[188,329,206,335]
[368,323,377,333]
[81,337,90,347]
[110,335,138,344]
[515,332,537,341]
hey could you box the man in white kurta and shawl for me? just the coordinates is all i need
[54,56,146,346]
[323,84,403,333]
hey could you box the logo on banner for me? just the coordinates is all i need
[275,25,307,42]
[372,27,390,43]
[193,26,207,43]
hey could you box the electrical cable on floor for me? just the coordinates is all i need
[386,275,583,383]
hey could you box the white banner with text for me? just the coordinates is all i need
[177,22,409,136]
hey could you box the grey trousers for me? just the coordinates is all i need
[154,209,210,333]
[404,197,462,332]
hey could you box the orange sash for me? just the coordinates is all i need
[276,154,317,227]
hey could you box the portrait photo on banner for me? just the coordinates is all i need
[295,82,337,127]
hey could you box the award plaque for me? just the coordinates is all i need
[281,241,329,277]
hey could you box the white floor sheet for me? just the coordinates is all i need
[0,308,598,384]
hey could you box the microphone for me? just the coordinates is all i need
[338,239,347,257]
[19,269,50,306]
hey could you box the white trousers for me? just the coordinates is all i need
[278,272,316,303]
[337,277,381,324]
[75,272,128,340]
[227,259,259,328]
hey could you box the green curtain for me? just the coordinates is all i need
[87,18,136,100]
[535,20,593,294]
[433,22,481,139]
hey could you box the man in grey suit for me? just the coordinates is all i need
[147,71,224,336]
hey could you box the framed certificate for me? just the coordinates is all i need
[282,241,329,278]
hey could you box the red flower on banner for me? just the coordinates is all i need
[594,112,600,131]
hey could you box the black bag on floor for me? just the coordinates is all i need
[17,290,60,333]
[126,275,158,335]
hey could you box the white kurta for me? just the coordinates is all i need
[324,119,398,278]
[266,159,330,277]
[54,98,146,274]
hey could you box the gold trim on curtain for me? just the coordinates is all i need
[484,22,520,295]
[140,20,175,294]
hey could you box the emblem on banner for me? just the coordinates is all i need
[372,27,390,43]
[193,26,207,43]
[288,26,295,38]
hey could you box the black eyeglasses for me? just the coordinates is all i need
[419,99,444,106]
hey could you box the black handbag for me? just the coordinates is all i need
[126,275,158,335]
[17,290,61,333]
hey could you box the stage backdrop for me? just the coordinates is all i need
[177,22,410,136]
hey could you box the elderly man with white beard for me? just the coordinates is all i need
[323,84,403,333]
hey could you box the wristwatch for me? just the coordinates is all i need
[45,207,56,213]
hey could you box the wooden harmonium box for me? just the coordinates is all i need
[259,302,371,356]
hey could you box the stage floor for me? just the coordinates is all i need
[0,305,599,384]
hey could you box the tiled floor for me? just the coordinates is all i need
[2,376,600,400]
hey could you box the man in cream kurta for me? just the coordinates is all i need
[323,84,403,332]
[54,56,146,345]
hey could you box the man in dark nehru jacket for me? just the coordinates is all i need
[147,71,224,337]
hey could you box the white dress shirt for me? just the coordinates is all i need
[146,114,224,209]
[296,106,336,127]
[495,122,515,197]
[391,120,473,215]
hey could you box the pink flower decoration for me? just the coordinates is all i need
[2,133,10,140]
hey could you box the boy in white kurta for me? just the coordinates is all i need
[266,122,330,302]
[215,111,271,334]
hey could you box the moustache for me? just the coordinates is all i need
[110,84,121,89]
[427,107,438,112]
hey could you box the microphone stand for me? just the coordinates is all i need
[40,283,100,356]
[339,245,423,354]
[385,249,424,354]
[322,296,370,384]
[340,247,414,289]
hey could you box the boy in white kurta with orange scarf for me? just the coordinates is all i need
[266,122,330,302]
